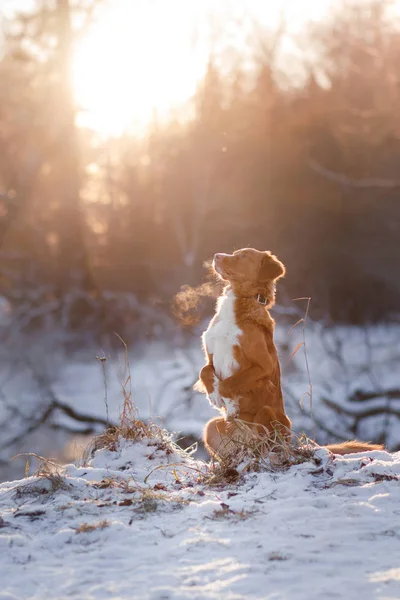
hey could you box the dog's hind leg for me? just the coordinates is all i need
[203,417,246,461]
[252,406,292,441]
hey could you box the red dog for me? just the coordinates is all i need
[195,248,384,460]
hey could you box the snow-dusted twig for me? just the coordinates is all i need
[308,158,400,189]
[289,297,313,427]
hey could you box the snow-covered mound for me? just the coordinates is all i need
[0,432,399,600]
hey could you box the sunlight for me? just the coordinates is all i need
[72,0,333,137]
[73,0,210,136]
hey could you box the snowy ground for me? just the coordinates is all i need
[1,431,400,600]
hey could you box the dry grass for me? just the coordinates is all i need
[84,339,180,462]
[84,418,186,466]
[75,520,110,533]
[199,462,242,487]
[91,476,124,490]
[180,422,321,488]
[13,452,69,495]
[132,487,187,516]
[209,502,256,521]
[96,480,189,518]
[208,421,319,475]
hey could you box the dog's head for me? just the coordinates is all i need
[212,248,285,302]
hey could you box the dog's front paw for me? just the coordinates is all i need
[207,374,225,410]
[223,398,239,421]
[208,390,225,410]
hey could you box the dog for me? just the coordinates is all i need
[195,248,384,460]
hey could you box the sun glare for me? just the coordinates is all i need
[73,1,211,136]
[72,0,333,137]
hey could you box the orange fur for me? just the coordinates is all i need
[197,248,290,460]
[325,441,384,455]
[196,248,385,461]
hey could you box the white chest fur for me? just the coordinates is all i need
[203,290,242,380]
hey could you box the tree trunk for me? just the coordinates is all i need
[55,0,96,300]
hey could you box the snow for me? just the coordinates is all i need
[1,431,400,599]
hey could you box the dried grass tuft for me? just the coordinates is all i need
[13,452,69,495]
[76,520,110,533]
[209,421,319,475]
[84,338,180,462]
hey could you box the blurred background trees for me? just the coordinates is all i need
[1,0,399,334]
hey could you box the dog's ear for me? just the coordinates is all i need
[259,252,286,282]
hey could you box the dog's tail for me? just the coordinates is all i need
[324,440,384,455]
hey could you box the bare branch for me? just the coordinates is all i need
[323,397,400,420]
[0,369,114,455]
[350,389,400,403]
[308,158,400,189]
[0,403,55,453]
[53,400,111,428]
